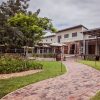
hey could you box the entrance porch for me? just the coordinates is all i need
[82,28,100,60]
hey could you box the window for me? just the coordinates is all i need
[72,32,77,37]
[64,34,69,38]
[58,36,61,43]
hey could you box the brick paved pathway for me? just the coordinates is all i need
[1,59,100,100]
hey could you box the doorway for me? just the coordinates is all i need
[70,44,75,54]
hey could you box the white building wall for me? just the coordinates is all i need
[41,26,90,44]
[84,34,96,40]
[42,36,56,44]
[82,27,96,40]
[56,27,88,43]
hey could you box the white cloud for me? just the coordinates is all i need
[1,0,100,30]
[0,0,4,4]
[28,0,100,30]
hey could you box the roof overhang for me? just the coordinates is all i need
[57,25,88,33]
[34,44,50,48]
[50,43,66,47]
[22,46,34,49]
[82,28,100,37]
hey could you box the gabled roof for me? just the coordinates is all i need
[57,25,88,33]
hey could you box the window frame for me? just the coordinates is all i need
[58,35,61,43]
[64,34,69,38]
[72,32,77,37]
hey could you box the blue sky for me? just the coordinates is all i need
[1,0,100,31]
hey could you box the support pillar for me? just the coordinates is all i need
[86,40,89,55]
[79,42,82,55]
[54,47,56,54]
[83,34,86,55]
[68,44,70,54]
[75,42,77,54]
[83,34,86,59]
[95,36,98,55]
[47,48,49,53]
[62,46,64,54]
[38,47,40,54]
[32,47,34,54]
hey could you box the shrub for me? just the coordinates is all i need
[33,53,55,58]
[0,55,43,74]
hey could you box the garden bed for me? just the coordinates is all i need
[0,54,43,74]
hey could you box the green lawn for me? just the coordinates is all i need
[79,60,100,100]
[0,61,66,99]
[90,91,100,100]
[79,60,100,70]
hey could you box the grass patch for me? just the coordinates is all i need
[0,61,66,99]
[78,60,100,70]
[90,91,100,100]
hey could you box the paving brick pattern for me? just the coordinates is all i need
[1,59,100,100]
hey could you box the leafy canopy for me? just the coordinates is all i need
[0,0,30,47]
[0,0,56,48]
[8,13,56,47]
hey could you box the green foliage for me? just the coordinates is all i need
[0,0,56,49]
[0,55,43,74]
[0,0,30,16]
[33,53,55,58]
[0,61,66,98]
[8,13,56,47]
[0,0,30,48]
[79,60,100,70]
[90,91,100,100]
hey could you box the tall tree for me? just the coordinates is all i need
[8,13,56,47]
[0,0,56,53]
[0,0,30,48]
[0,0,30,16]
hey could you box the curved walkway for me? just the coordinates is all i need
[0,70,42,79]
[1,59,100,100]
